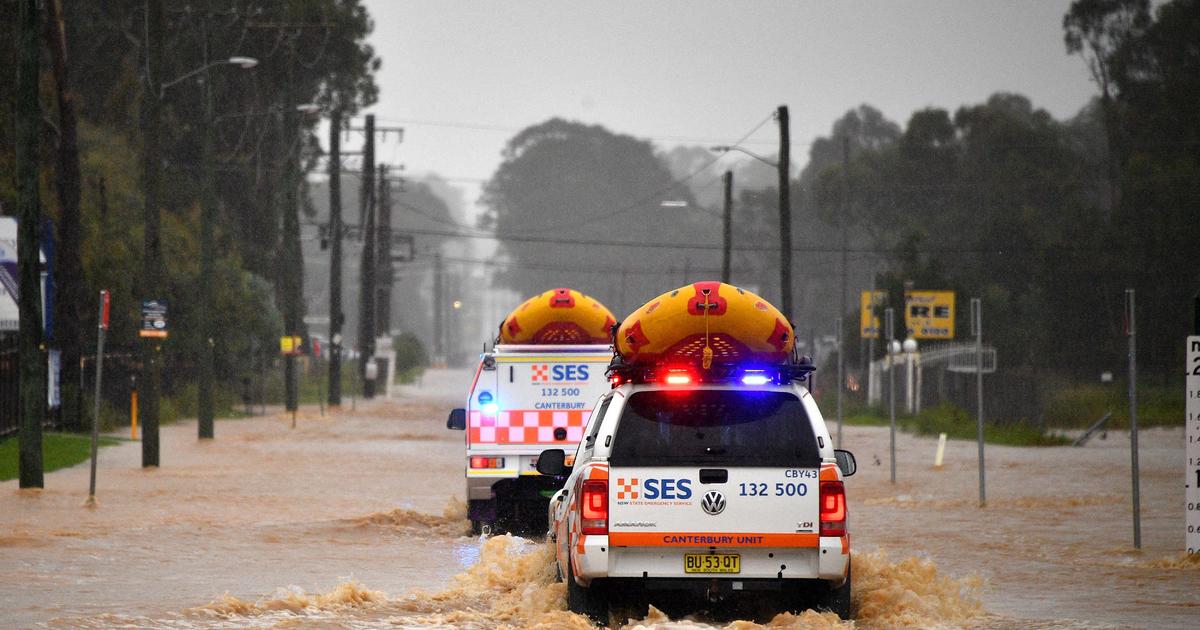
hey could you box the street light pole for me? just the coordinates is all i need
[197,20,216,439]
[776,105,792,322]
[196,46,257,439]
[721,170,732,284]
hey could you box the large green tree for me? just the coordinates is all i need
[481,119,709,316]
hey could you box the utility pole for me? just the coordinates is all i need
[327,108,343,407]
[840,136,850,359]
[721,170,733,284]
[776,105,792,322]
[433,253,445,362]
[837,137,849,449]
[17,0,45,488]
[140,0,165,468]
[280,38,304,414]
[197,16,216,439]
[356,114,377,398]
[376,163,392,336]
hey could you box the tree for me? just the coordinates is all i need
[45,0,86,431]
[480,119,707,312]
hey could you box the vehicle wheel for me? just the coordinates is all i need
[822,562,852,620]
[567,561,608,625]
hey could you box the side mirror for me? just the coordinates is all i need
[536,448,567,476]
[834,449,857,477]
[446,408,466,430]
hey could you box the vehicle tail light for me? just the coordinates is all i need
[580,479,608,535]
[470,456,505,469]
[819,480,847,537]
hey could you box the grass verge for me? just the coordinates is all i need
[841,403,1069,447]
[0,433,123,482]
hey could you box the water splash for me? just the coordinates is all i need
[344,497,469,537]
[1143,552,1200,570]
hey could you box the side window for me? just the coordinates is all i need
[578,396,613,460]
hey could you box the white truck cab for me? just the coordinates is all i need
[447,343,613,534]
[536,362,857,623]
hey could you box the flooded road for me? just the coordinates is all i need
[2,368,1195,629]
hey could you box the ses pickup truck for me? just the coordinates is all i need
[447,344,613,534]
[535,363,857,623]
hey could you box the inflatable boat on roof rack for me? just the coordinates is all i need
[498,288,616,345]
[614,281,795,365]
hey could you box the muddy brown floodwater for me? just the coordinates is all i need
[2,368,1196,629]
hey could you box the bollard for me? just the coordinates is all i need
[934,433,947,468]
[130,389,138,440]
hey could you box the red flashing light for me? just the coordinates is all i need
[609,375,624,387]
[580,479,608,535]
[470,456,506,469]
[819,480,847,537]
[664,368,693,385]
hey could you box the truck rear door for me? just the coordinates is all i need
[469,351,612,454]
[607,389,822,548]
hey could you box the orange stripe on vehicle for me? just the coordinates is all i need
[840,533,849,555]
[586,465,609,480]
[820,464,840,481]
[608,532,819,548]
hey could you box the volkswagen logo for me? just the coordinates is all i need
[700,490,726,516]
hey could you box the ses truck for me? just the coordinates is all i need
[447,343,612,534]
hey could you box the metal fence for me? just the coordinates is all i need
[0,337,17,437]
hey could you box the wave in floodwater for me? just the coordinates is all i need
[57,530,983,629]
[340,498,470,537]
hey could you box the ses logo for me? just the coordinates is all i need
[616,477,693,502]
[531,364,590,383]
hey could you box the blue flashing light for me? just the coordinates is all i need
[741,370,770,386]
[481,402,499,415]
[477,391,494,404]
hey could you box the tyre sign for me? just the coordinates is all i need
[1187,336,1199,555]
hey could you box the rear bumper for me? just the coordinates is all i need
[575,535,849,585]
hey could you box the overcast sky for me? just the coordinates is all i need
[358,1,1098,212]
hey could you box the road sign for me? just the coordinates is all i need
[859,290,886,339]
[139,299,168,338]
[905,290,955,339]
[1187,336,1199,555]
[280,335,302,355]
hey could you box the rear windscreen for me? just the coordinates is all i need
[609,390,821,467]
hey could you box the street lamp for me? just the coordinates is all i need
[193,55,258,441]
[712,105,792,322]
[159,56,258,95]
[711,145,778,168]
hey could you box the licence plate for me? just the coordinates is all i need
[684,553,740,574]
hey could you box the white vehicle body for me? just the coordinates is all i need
[543,374,854,620]
[452,344,613,532]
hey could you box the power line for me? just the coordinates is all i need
[370,116,787,148]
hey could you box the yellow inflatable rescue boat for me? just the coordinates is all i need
[615,281,793,365]
[499,288,616,345]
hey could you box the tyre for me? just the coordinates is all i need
[822,562,852,620]
[566,560,608,625]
